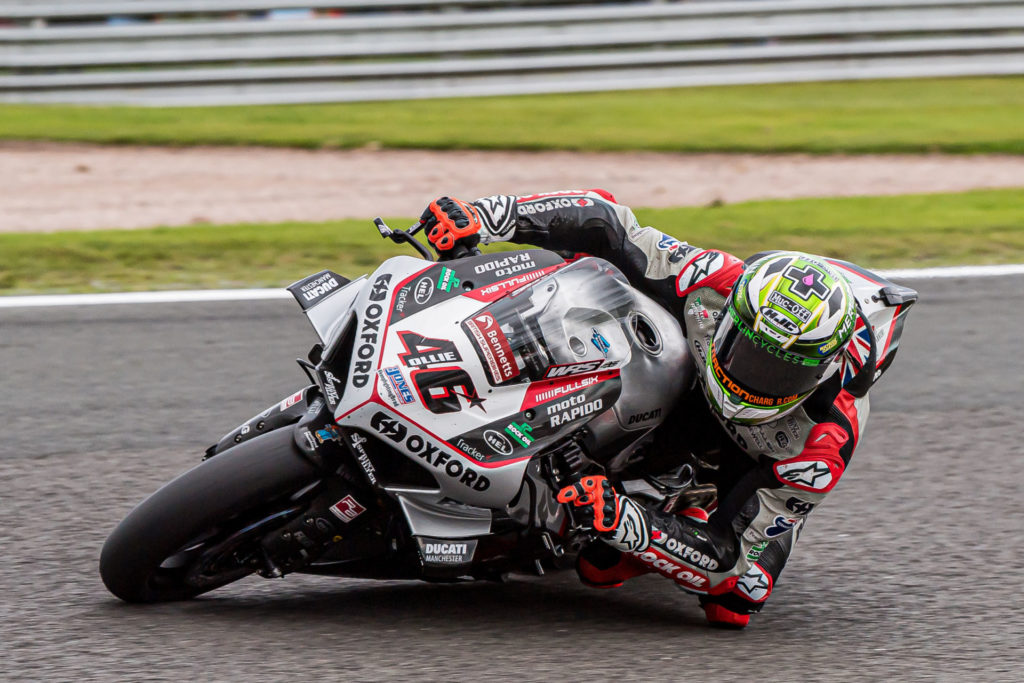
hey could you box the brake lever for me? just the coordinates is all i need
[374,217,435,261]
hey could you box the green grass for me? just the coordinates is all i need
[2,189,1021,296]
[2,77,1023,154]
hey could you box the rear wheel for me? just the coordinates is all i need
[100,428,321,603]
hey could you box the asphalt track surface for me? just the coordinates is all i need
[2,273,1022,681]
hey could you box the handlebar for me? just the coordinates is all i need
[374,216,481,262]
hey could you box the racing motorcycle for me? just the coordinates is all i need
[100,219,704,602]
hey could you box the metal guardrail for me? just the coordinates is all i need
[1,0,1022,105]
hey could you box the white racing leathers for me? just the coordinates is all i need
[473,189,870,614]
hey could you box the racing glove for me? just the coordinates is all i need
[557,475,651,553]
[421,195,517,253]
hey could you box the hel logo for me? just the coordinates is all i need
[483,429,514,456]
[413,277,434,305]
[330,495,366,523]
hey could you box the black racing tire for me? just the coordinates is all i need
[100,427,321,603]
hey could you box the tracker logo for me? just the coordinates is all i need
[370,412,407,442]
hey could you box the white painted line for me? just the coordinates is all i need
[0,288,290,308]
[877,263,1024,280]
[1,263,1022,309]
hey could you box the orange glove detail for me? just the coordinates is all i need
[557,475,622,533]
[422,196,484,252]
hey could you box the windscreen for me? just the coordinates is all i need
[461,258,638,385]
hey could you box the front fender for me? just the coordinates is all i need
[206,385,317,458]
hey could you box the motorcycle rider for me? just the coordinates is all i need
[418,191,877,628]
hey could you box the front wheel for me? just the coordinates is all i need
[100,428,321,603]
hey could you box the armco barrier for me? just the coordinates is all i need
[1,0,1022,104]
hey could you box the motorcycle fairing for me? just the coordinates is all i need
[823,258,918,390]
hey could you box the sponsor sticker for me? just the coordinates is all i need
[504,421,534,448]
[627,408,662,425]
[369,412,490,491]
[380,366,415,405]
[546,395,603,427]
[352,274,392,389]
[413,277,434,305]
[330,495,366,523]
[464,312,519,383]
[437,266,460,293]
[543,360,604,379]
[456,438,488,461]
[416,537,478,565]
[785,497,815,515]
[759,306,801,335]
[280,390,304,411]
[473,253,537,279]
[591,328,611,356]
[314,424,344,444]
[483,429,514,456]
[774,459,835,491]
[765,515,800,538]
[768,290,812,323]
[299,272,341,303]
[464,265,561,303]
[398,332,462,369]
[349,432,378,485]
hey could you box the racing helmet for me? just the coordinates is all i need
[704,252,856,425]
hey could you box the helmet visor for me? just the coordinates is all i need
[711,308,832,406]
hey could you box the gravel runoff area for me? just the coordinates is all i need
[2,142,1024,232]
